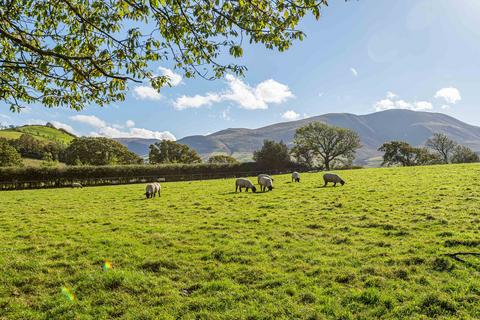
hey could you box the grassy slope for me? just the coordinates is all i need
[1,165,479,319]
[0,125,75,144]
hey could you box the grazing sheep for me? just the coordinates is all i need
[323,173,345,187]
[71,183,83,188]
[145,182,161,198]
[257,174,273,185]
[258,176,273,192]
[235,178,257,193]
[292,172,300,182]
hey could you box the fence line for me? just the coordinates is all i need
[0,168,308,191]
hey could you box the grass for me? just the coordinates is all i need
[1,164,480,319]
[0,125,75,144]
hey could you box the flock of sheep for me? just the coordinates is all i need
[144,171,346,198]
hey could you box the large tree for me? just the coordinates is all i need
[253,139,291,168]
[149,140,201,164]
[425,133,457,164]
[0,0,328,111]
[451,145,479,164]
[64,137,143,165]
[0,138,23,167]
[378,141,438,167]
[293,122,361,170]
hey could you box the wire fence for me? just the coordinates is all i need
[0,168,310,191]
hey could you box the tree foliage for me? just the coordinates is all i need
[0,138,23,167]
[253,140,291,168]
[208,154,238,164]
[10,133,66,160]
[149,140,201,164]
[425,133,457,164]
[64,137,143,165]
[0,0,328,111]
[378,141,438,167]
[293,122,361,170]
[451,145,479,164]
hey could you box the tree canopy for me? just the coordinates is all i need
[293,122,361,170]
[451,145,479,164]
[378,141,438,167]
[0,0,328,111]
[0,138,23,167]
[425,133,457,164]
[253,139,291,168]
[149,140,202,164]
[63,137,143,165]
[207,154,238,164]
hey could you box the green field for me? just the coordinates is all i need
[0,125,75,144]
[1,165,479,319]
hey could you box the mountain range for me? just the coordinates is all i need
[114,110,480,166]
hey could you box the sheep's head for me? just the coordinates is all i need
[340,180,345,186]
[268,186,273,191]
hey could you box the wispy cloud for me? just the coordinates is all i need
[434,87,461,104]
[133,86,162,101]
[173,75,294,110]
[350,67,358,77]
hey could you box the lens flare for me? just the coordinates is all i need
[61,287,76,302]
[102,260,113,271]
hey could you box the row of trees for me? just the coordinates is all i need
[253,122,362,170]
[379,133,479,167]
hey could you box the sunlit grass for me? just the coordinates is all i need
[1,164,479,319]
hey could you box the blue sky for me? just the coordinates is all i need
[1,0,479,140]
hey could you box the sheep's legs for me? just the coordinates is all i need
[333,182,337,187]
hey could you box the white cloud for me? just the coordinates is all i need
[318,92,324,97]
[374,92,433,111]
[174,93,221,110]
[350,67,358,77]
[71,115,175,140]
[434,87,461,104]
[50,121,78,135]
[133,86,162,101]
[93,126,175,140]
[413,101,433,111]
[386,91,398,99]
[441,105,451,110]
[70,115,106,128]
[281,110,301,121]
[158,67,182,87]
[173,75,293,110]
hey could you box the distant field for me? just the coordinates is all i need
[1,165,479,319]
[0,125,75,144]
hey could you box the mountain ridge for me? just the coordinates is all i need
[114,110,480,164]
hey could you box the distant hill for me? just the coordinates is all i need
[0,125,76,144]
[175,110,480,165]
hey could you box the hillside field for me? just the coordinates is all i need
[0,125,75,144]
[1,165,479,319]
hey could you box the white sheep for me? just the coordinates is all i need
[292,172,300,182]
[258,176,273,192]
[323,173,345,187]
[235,178,257,192]
[257,174,273,185]
[145,182,161,198]
[71,183,83,188]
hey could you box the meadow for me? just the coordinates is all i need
[0,164,479,319]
